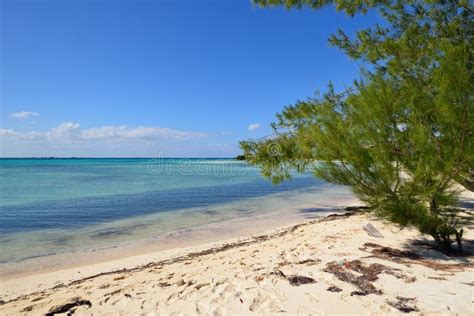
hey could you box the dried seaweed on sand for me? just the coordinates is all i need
[271,268,316,286]
[323,261,383,295]
[45,297,91,316]
[387,296,419,313]
[361,243,471,271]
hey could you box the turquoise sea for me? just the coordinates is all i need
[0,158,353,271]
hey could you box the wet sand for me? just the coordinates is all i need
[0,189,357,280]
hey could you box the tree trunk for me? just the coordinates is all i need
[455,229,463,252]
[430,198,438,215]
[431,231,453,253]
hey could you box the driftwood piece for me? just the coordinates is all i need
[363,223,384,238]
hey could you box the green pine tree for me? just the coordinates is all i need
[241,0,473,251]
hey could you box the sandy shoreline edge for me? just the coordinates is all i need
[0,211,356,300]
[1,208,473,315]
[0,190,359,280]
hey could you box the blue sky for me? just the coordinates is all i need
[1,0,380,157]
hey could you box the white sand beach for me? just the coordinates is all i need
[1,208,473,315]
[2,1,472,314]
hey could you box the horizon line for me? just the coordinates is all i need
[0,156,242,159]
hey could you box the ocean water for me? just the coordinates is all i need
[0,158,353,268]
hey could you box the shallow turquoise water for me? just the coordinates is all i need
[0,158,347,264]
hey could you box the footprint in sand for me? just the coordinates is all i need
[195,301,209,314]
[209,305,227,316]
[249,294,284,313]
[305,292,320,303]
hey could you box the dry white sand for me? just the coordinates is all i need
[1,210,473,315]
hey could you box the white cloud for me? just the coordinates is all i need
[82,125,205,140]
[248,123,261,132]
[47,122,81,140]
[0,123,232,157]
[11,111,40,119]
[0,128,19,137]
[0,122,209,143]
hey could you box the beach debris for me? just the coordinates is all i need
[344,260,386,281]
[323,260,385,295]
[297,258,321,265]
[387,296,419,313]
[362,242,419,260]
[327,286,342,292]
[345,206,369,212]
[45,297,91,315]
[384,270,417,283]
[279,258,321,267]
[255,275,265,282]
[51,282,65,290]
[320,212,358,222]
[104,289,121,297]
[271,268,316,286]
[361,243,471,271]
[271,268,286,279]
[322,235,338,243]
[351,290,371,296]
[363,223,384,238]
[288,275,316,286]
[340,258,416,283]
